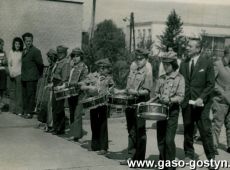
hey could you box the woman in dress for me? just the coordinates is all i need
[8,37,24,115]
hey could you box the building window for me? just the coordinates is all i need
[143,29,146,37]
[203,35,225,57]
[148,29,152,39]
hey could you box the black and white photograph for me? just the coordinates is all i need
[0,0,230,169]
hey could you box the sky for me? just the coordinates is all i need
[82,0,230,31]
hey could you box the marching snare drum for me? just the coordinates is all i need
[108,94,137,107]
[137,103,168,120]
[81,94,107,110]
[54,87,78,100]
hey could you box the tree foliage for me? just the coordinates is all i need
[82,19,129,71]
[157,9,188,58]
[82,19,131,88]
[92,19,126,62]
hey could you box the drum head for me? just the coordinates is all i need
[139,112,167,120]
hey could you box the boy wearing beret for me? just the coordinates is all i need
[67,48,88,141]
[149,51,185,169]
[80,58,114,155]
[51,45,69,135]
[119,48,153,164]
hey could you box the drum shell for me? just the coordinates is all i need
[54,87,78,101]
[108,94,137,107]
[81,95,107,110]
[137,103,168,120]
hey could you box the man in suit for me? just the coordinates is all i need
[179,37,216,168]
[21,32,43,119]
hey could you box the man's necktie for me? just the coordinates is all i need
[190,59,194,78]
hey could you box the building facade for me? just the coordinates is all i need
[127,21,230,57]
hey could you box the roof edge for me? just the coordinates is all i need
[42,0,84,5]
[133,21,230,29]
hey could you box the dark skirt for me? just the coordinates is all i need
[0,69,7,90]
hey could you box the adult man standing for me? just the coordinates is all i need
[21,33,43,119]
[212,46,230,154]
[179,38,216,168]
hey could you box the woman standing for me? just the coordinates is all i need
[8,37,24,115]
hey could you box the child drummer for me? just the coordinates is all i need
[79,58,114,155]
[43,49,58,132]
[51,45,70,135]
[67,48,88,142]
[149,51,185,169]
[119,48,153,164]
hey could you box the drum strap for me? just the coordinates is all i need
[50,63,57,82]
[68,65,83,86]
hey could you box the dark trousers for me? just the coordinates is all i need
[68,96,78,124]
[125,107,146,161]
[90,105,108,151]
[52,97,65,133]
[182,102,215,160]
[157,104,179,170]
[9,76,22,114]
[70,100,84,139]
[21,81,37,114]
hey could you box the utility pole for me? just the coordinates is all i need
[90,0,96,40]
[129,12,135,52]
[131,12,135,51]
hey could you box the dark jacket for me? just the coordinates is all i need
[179,55,215,108]
[21,46,43,81]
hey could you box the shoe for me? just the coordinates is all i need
[67,136,75,141]
[184,157,193,164]
[56,131,65,135]
[88,147,99,151]
[24,114,33,119]
[97,150,107,155]
[17,113,23,116]
[214,148,219,155]
[73,138,82,142]
[120,158,132,165]
[49,128,55,133]
[52,130,58,135]
[208,158,218,170]
[227,147,230,153]
[44,127,53,133]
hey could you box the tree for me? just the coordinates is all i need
[92,19,126,62]
[157,9,188,58]
[82,19,128,72]
[82,19,131,88]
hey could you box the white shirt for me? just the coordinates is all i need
[8,50,22,77]
[189,55,200,73]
